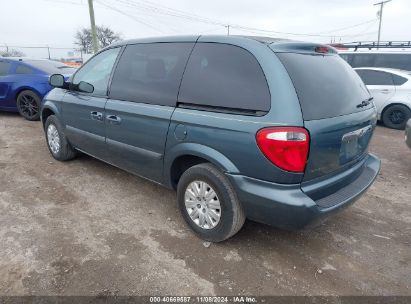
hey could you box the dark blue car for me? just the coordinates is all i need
[0,58,75,120]
[41,36,381,242]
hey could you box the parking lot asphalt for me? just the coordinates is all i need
[0,112,410,296]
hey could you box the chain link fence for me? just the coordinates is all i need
[0,45,92,66]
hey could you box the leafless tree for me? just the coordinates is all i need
[96,26,121,48]
[0,49,25,57]
[74,28,92,54]
[74,25,121,54]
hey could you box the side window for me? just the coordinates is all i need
[375,54,411,70]
[109,43,194,106]
[346,54,354,65]
[392,74,408,86]
[15,64,34,74]
[351,54,375,68]
[339,53,352,65]
[0,61,12,76]
[73,47,120,95]
[356,70,394,86]
[178,43,271,113]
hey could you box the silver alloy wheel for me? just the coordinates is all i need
[47,124,60,155]
[184,181,221,229]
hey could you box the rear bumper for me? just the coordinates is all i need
[226,153,380,230]
[406,119,411,149]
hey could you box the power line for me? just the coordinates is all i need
[95,0,166,33]
[109,0,380,38]
[45,0,383,40]
[100,0,202,33]
[111,0,226,27]
[314,19,378,35]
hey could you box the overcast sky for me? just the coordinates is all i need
[1,0,410,58]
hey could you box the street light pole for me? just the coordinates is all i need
[88,0,99,53]
[374,0,392,49]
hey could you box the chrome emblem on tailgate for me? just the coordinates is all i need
[342,125,372,142]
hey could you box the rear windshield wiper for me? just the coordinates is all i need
[356,97,374,108]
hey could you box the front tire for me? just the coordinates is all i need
[177,163,245,242]
[16,90,41,121]
[382,104,411,130]
[45,115,77,161]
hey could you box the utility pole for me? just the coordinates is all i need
[226,25,230,35]
[88,0,99,53]
[374,0,392,49]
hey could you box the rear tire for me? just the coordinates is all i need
[16,90,41,121]
[177,163,245,242]
[382,104,411,130]
[45,115,77,161]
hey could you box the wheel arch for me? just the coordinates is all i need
[14,86,43,101]
[164,143,240,190]
[41,103,60,128]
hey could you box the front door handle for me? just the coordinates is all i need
[90,111,103,121]
[106,114,121,125]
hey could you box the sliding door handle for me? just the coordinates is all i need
[106,114,121,125]
[90,111,103,121]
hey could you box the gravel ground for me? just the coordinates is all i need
[0,112,410,296]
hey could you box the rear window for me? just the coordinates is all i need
[25,60,76,74]
[277,53,370,120]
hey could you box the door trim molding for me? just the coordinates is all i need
[106,138,163,160]
[66,125,105,143]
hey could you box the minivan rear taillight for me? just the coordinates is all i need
[256,127,310,173]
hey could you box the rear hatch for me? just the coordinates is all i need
[274,46,377,181]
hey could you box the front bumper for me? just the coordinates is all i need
[226,153,380,230]
[405,119,411,149]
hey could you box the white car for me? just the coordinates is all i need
[354,67,411,129]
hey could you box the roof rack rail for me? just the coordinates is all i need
[330,41,411,51]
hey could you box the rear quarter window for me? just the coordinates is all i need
[0,61,12,76]
[15,64,34,74]
[392,74,408,86]
[178,43,271,113]
[277,53,370,121]
[355,69,394,86]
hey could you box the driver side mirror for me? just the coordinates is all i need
[49,74,65,88]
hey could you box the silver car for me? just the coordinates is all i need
[355,67,411,129]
